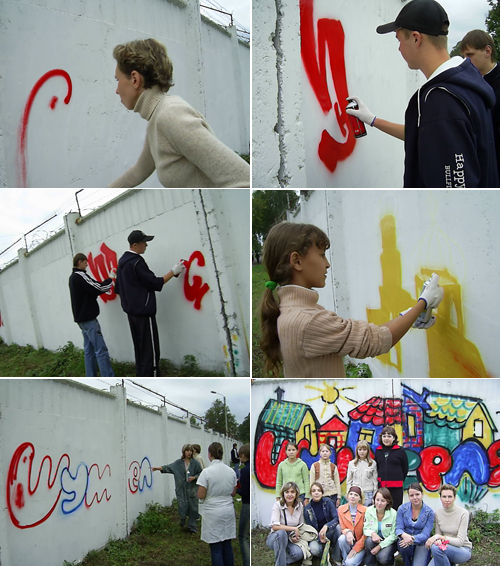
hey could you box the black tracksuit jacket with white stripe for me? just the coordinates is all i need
[69,268,113,323]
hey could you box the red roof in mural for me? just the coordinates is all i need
[318,415,348,431]
[348,397,402,426]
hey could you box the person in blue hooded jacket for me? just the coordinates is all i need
[115,229,185,376]
[304,482,340,559]
[346,0,499,188]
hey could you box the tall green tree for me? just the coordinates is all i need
[486,0,500,57]
[252,190,300,251]
[237,413,250,444]
[204,398,239,438]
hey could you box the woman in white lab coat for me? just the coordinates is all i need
[197,442,237,566]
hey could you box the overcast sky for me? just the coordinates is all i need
[0,189,128,268]
[72,378,250,424]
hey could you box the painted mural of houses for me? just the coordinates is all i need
[347,397,403,453]
[316,415,348,451]
[423,391,497,451]
[255,393,320,462]
[401,385,431,452]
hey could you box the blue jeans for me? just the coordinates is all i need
[309,524,341,557]
[210,539,234,566]
[337,534,366,566]
[364,538,397,565]
[429,543,471,566]
[399,542,430,566]
[78,319,115,377]
[239,503,250,566]
[231,462,241,479]
[266,530,303,566]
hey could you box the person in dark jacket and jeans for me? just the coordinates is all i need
[375,426,408,510]
[304,482,340,558]
[237,444,250,566]
[346,0,499,187]
[231,443,241,480]
[115,229,185,376]
[69,253,116,377]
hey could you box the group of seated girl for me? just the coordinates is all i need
[267,481,472,566]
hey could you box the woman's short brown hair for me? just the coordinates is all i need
[113,38,174,92]
[378,425,399,446]
[439,483,457,496]
[374,487,393,510]
[73,253,87,267]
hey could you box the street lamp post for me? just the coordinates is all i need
[211,390,228,437]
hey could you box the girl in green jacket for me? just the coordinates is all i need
[363,488,398,566]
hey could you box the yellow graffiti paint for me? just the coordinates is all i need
[367,215,491,378]
[415,268,491,379]
[305,382,357,419]
[366,216,414,371]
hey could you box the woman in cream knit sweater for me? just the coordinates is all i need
[110,38,250,188]
[425,484,472,566]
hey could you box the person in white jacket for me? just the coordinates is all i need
[346,440,378,506]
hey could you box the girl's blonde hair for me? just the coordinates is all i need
[353,440,374,467]
[113,38,174,92]
[279,482,301,507]
[259,222,330,377]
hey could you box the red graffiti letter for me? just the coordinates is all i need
[184,251,210,310]
[418,446,452,492]
[337,446,354,484]
[87,243,118,303]
[488,440,500,487]
[300,0,356,173]
[255,431,289,489]
[18,69,73,187]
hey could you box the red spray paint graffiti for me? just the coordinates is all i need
[300,0,356,173]
[6,442,112,529]
[184,250,210,310]
[87,243,118,303]
[18,69,73,187]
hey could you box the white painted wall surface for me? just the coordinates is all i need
[288,190,500,380]
[251,378,500,527]
[0,189,250,376]
[0,0,249,188]
[252,0,423,188]
[0,379,239,566]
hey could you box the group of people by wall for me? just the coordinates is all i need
[152,442,250,566]
[266,426,472,566]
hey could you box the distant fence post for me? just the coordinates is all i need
[17,247,42,349]
[184,0,207,116]
[229,25,250,153]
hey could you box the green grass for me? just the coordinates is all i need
[252,508,500,566]
[0,338,222,377]
[63,500,244,566]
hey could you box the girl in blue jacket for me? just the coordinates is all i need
[304,482,340,558]
[396,483,434,566]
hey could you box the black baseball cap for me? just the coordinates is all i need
[377,0,449,37]
[128,230,154,244]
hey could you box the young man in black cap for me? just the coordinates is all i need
[346,0,499,187]
[115,230,185,377]
[69,253,116,377]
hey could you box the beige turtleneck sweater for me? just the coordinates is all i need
[109,86,250,188]
[277,285,392,379]
[434,504,472,548]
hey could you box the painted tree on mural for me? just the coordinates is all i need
[254,382,500,506]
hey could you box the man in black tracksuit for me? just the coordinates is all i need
[346,0,499,187]
[114,230,185,377]
[69,253,116,377]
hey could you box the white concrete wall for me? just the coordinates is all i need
[0,0,249,188]
[252,0,423,188]
[0,379,238,566]
[289,190,500,380]
[0,189,250,376]
[251,378,500,527]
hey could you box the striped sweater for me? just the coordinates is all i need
[276,285,392,379]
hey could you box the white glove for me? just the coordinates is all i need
[346,96,376,125]
[109,267,117,279]
[399,307,436,329]
[171,260,186,277]
[419,273,444,309]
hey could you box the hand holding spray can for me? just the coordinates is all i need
[346,99,367,138]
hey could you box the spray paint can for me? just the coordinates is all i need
[346,100,367,138]
[417,277,434,325]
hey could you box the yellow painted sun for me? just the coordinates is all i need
[305,382,357,419]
